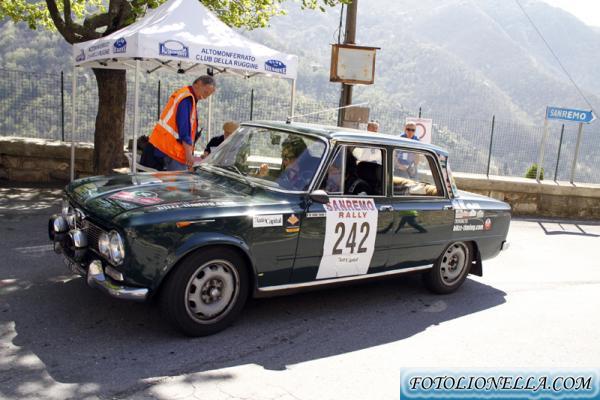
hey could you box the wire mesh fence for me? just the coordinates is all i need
[1,68,599,184]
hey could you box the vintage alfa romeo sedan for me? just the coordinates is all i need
[48,122,511,336]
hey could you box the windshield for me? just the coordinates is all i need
[204,126,327,191]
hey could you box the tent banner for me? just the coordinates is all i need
[74,37,298,80]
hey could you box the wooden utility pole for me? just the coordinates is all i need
[338,0,358,127]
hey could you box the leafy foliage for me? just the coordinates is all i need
[0,0,350,42]
[525,164,544,180]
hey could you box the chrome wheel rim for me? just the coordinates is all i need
[185,259,239,324]
[440,243,469,286]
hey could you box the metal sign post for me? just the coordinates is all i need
[570,122,584,183]
[290,79,296,119]
[538,106,596,183]
[536,117,549,182]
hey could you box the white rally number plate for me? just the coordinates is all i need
[317,198,378,279]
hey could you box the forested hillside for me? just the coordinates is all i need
[1,0,599,181]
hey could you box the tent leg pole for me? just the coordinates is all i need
[70,68,77,181]
[290,79,296,119]
[132,59,141,174]
[207,95,213,141]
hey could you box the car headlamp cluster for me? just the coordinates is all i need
[99,230,125,265]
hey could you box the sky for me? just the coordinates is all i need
[541,0,600,27]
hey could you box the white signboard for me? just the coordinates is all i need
[330,44,378,84]
[317,198,378,279]
[405,117,433,144]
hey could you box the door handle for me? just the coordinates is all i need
[379,205,394,212]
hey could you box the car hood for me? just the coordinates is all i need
[66,170,256,221]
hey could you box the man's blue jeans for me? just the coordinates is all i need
[164,156,188,171]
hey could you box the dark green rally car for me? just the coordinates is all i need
[48,121,511,336]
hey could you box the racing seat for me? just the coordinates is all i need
[356,161,383,195]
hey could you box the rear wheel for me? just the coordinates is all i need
[424,242,472,294]
[160,247,249,336]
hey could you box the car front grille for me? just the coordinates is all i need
[83,220,104,252]
[72,211,106,254]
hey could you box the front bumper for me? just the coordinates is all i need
[65,258,149,302]
[51,213,149,302]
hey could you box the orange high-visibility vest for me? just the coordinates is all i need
[149,86,198,164]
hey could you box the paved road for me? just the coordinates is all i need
[1,185,600,400]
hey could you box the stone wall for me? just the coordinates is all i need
[1,137,599,219]
[454,173,600,219]
[0,137,94,182]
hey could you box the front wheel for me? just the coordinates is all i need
[160,248,249,336]
[424,242,472,294]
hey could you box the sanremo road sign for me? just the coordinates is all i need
[546,106,596,123]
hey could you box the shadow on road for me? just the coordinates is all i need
[537,221,600,237]
[0,184,62,219]
[1,264,506,398]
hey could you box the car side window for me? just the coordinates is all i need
[320,146,385,196]
[392,149,444,197]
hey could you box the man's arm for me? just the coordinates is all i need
[176,97,194,169]
[202,137,218,158]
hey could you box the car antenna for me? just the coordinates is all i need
[286,102,369,124]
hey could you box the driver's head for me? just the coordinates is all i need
[281,137,307,169]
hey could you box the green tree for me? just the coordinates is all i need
[0,0,348,174]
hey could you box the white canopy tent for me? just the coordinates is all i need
[71,0,299,177]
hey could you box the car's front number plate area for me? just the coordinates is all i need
[317,198,378,279]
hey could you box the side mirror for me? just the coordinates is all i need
[309,189,329,204]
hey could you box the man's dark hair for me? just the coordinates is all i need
[193,75,216,87]
[282,136,307,159]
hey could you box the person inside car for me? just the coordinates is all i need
[345,150,371,195]
[257,136,307,178]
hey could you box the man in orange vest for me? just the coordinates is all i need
[149,76,216,171]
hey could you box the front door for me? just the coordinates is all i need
[386,148,454,269]
[291,144,394,283]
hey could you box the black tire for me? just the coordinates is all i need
[160,247,249,336]
[424,242,472,294]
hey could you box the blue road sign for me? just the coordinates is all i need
[546,106,596,123]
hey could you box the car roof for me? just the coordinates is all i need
[242,120,449,157]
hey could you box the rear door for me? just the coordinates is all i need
[291,144,394,283]
[386,147,454,270]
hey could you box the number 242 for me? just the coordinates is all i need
[333,222,369,255]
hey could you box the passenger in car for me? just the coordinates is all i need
[344,151,371,195]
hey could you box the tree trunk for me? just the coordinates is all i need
[92,68,128,175]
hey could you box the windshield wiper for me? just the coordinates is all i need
[220,165,255,189]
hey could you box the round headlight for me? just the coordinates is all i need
[53,216,68,234]
[109,230,125,265]
[98,232,110,258]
